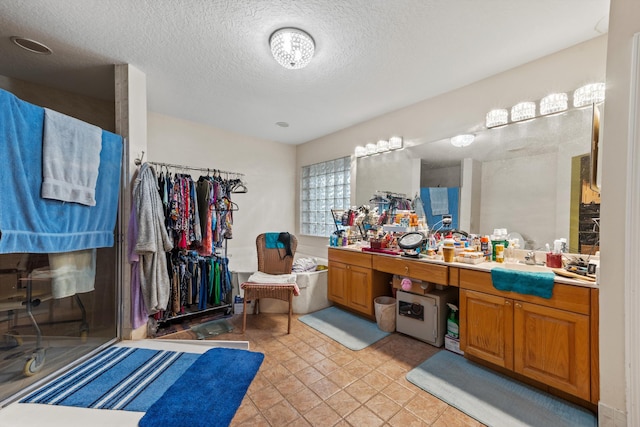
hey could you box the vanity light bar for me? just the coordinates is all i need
[511,102,536,122]
[450,134,475,147]
[540,92,568,115]
[485,83,605,129]
[486,109,509,128]
[355,136,403,157]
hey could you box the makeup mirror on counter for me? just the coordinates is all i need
[354,103,602,253]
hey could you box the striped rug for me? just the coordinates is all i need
[21,346,199,411]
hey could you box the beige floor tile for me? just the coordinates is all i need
[230,397,259,425]
[295,365,325,385]
[303,402,342,427]
[329,350,356,366]
[362,369,394,390]
[326,367,358,388]
[345,405,385,427]
[232,413,272,427]
[388,408,427,427]
[286,355,311,373]
[308,377,341,400]
[250,384,285,411]
[404,393,448,424]
[432,406,485,427]
[261,362,292,384]
[276,373,307,397]
[262,400,301,426]
[288,386,323,414]
[325,390,361,417]
[364,393,402,421]
[314,357,341,376]
[382,381,416,406]
[345,379,378,404]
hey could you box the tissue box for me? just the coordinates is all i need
[444,334,463,355]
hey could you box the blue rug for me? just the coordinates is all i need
[139,347,264,427]
[406,351,597,427]
[298,306,390,350]
[21,346,199,410]
[21,346,264,427]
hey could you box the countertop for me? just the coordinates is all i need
[329,245,599,288]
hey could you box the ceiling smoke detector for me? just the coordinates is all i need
[10,36,52,55]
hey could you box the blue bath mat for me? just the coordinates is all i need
[21,346,199,411]
[298,306,390,350]
[406,351,597,427]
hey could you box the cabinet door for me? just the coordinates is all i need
[460,289,514,370]
[328,261,348,305]
[514,302,590,400]
[347,265,373,315]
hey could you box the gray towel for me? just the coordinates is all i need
[42,108,102,206]
[429,187,449,216]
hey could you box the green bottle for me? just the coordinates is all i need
[446,303,459,338]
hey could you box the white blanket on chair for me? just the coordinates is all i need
[247,271,296,284]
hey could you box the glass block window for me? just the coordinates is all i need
[300,156,351,237]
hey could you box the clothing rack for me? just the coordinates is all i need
[147,161,244,178]
[147,160,244,327]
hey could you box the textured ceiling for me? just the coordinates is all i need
[0,1,609,144]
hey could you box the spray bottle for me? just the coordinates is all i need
[446,303,459,339]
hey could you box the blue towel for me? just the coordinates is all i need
[265,232,285,249]
[490,268,555,299]
[0,88,122,253]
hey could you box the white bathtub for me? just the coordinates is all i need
[232,267,331,314]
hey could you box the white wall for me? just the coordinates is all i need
[147,112,296,272]
[600,0,640,424]
[297,35,607,259]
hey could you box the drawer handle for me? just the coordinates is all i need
[505,300,511,306]
[515,303,522,309]
[404,266,409,273]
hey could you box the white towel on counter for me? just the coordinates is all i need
[41,108,102,206]
[429,187,449,216]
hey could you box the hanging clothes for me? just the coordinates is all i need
[133,163,174,314]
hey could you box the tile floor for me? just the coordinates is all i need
[160,311,485,427]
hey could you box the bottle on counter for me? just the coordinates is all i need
[495,243,505,263]
[481,236,491,259]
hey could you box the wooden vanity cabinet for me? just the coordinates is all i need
[328,248,390,318]
[459,269,593,402]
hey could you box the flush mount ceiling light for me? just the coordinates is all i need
[485,109,509,128]
[450,134,474,148]
[540,93,568,115]
[511,101,536,122]
[573,83,605,107]
[10,36,52,55]
[269,28,315,70]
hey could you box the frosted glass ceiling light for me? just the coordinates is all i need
[389,136,403,150]
[354,146,367,157]
[485,109,509,128]
[450,134,474,148]
[376,139,390,153]
[511,102,536,122]
[365,143,377,155]
[573,83,605,107]
[540,93,568,115]
[270,28,315,70]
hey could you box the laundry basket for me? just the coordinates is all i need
[374,296,396,332]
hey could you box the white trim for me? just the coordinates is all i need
[624,32,640,427]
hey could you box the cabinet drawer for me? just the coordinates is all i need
[459,269,590,314]
[373,256,448,285]
[328,248,372,269]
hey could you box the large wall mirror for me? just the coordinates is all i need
[355,103,602,252]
